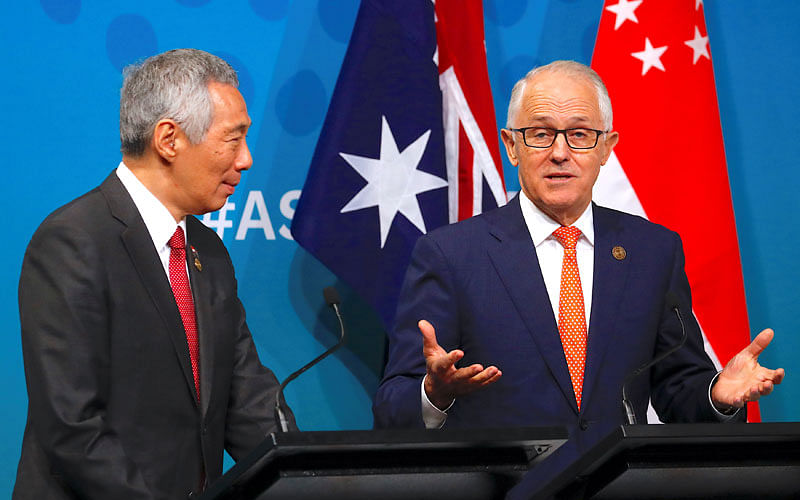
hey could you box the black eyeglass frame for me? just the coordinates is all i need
[509,127,606,150]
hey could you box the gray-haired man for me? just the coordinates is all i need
[15,49,295,499]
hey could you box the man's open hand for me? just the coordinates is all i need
[712,328,785,409]
[420,319,502,410]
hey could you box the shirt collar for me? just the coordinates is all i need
[518,190,594,248]
[116,161,186,249]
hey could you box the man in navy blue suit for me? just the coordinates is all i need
[373,61,783,466]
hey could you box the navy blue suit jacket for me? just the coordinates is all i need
[373,196,725,455]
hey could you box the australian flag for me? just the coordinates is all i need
[292,0,504,329]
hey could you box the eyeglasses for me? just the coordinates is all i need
[509,127,605,150]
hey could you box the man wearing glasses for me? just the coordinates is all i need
[373,61,783,468]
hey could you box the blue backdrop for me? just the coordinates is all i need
[1,0,797,495]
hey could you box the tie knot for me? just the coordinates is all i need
[553,225,581,249]
[168,226,186,250]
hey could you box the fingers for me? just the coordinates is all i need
[473,367,503,387]
[772,367,786,385]
[455,364,500,384]
[751,366,785,397]
[417,318,502,397]
[419,319,438,351]
[753,366,785,386]
[748,384,764,402]
[435,363,481,383]
[729,374,782,407]
[427,349,463,374]
[449,365,503,394]
[427,362,503,396]
[744,379,773,403]
[745,328,775,358]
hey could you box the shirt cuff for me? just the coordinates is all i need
[420,375,453,429]
[708,370,741,421]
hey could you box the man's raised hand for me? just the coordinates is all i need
[712,328,785,409]
[419,319,502,410]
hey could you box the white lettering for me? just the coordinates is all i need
[201,202,235,238]
[235,191,276,240]
[279,190,301,240]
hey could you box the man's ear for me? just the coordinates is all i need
[600,130,619,165]
[501,128,520,167]
[153,119,179,162]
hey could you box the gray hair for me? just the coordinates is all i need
[506,60,613,131]
[120,48,238,156]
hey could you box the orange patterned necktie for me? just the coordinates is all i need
[167,226,200,402]
[552,226,587,410]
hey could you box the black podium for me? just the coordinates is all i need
[199,427,567,500]
[539,422,800,499]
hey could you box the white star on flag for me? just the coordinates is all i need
[695,0,703,10]
[340,116,448,248]
[631,37,668,75]
[605,0,642,30]
[684,26,710,64]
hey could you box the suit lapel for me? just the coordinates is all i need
[101,173,200,408]
[185,217,215,417]
[582,204,630,411]
[485,197,578,413]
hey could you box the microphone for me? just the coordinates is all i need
[621,291,687,425]
[275,287,346,433]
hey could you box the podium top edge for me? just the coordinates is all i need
[618,421,800,440]
[268,426,569,446]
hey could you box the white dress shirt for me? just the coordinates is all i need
[116,162,187,284]
[519,192,594,324]
[422,192,594,428]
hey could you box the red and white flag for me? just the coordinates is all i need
[591,0,758,420]
[435,0,507,221]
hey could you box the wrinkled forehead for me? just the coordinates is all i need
[519,71,602,125]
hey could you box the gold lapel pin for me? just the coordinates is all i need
[191,246,202,271]
[612,245,626,261]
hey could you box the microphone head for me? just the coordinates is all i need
[323,287,341,307]
[665,291,681,311]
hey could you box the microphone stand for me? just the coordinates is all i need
[622,294,687,425]
[275,287,346,433]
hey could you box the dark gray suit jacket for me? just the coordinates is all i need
[14,172,295,499]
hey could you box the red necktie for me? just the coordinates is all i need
[167,226,200,401]
[552,226,587,410]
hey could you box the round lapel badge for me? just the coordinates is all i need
[612,245,626,261]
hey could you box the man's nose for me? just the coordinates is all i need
[237,139,253,171]
[549,132,570,162]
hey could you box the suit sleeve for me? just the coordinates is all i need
[19,222,153,499]
[649,232,741,422]
[222,265,297,460]
[373,234,460,428]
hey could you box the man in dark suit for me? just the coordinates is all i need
[15,49,295,499]
[373,61,783,467]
